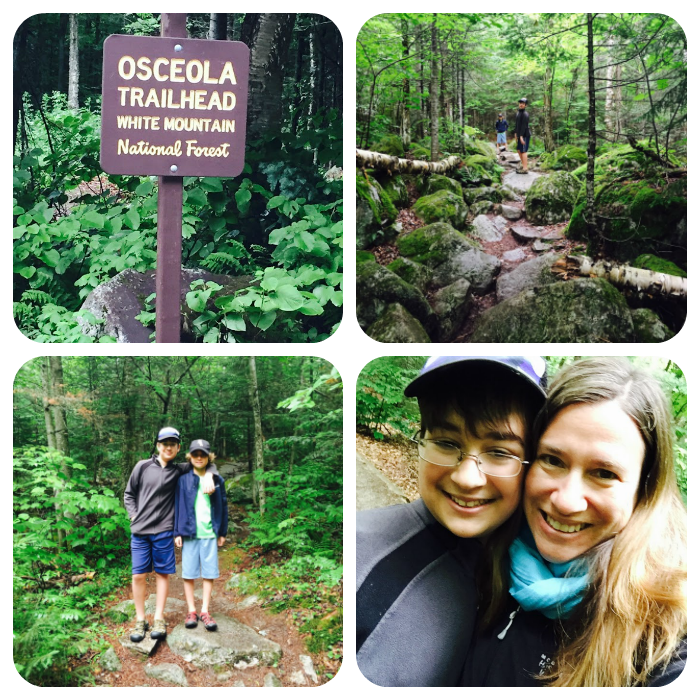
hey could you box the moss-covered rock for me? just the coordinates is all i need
[463,186,503,206]
[471,200,494,216]
[525,171,581,224]
[471,278,635,342]
[357,250,376,264]
[433,278,471,341]
[375,172,409,208]
[356,169,398,249]
[366,303,431,343]
[539,145,587,172]
[372,135,404,157]
[566,145,686,261]
[386,257,432,294]
[496,252,561,302]
[464,140,497,160]
[630,308,674,343]
[424,174,463,197]
[412,190,468,229]
[632,254,686,278]
[226,474,253,503]
[456,163,493,187]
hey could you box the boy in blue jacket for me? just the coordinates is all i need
[174,439,228,631]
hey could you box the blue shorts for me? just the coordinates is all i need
[497,132,507,144]
[517,135,530,153]
[182,537,220,580]
[131,530,176,575]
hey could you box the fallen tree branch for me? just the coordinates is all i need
[626,135,675,169]
[553,256,686,298]
[356,149,462,175]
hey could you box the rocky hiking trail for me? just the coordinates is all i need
[364,145,579,342]
[92,540,334,687]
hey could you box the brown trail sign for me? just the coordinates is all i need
[100,14,250,341]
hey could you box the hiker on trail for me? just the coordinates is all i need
[514,98,531,174]
[496,113,509,152]
[174,439,228,632]
[124,427,219,643]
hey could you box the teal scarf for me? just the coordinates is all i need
[509,529,590,620]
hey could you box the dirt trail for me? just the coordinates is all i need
[87,512,342,688]
[453,149,575,339]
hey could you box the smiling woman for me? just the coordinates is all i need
[532,360,686,685]
[462,358,687,687]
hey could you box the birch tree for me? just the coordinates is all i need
[248,356,266,516]
[67,13,79,110]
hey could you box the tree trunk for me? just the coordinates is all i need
[357,149,461,174]
[543,64,556,152]
[67,13,80,110]
[209,13,227,40]
[553,256,687,298]
[247,357,266,516]
[41,359,56,450]
[585,13,597,252]
[399,19,411,150]
[429,16,440,162]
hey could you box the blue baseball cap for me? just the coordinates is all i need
[404,356,547,400]
[157,426,181,442]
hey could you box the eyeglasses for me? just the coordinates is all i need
[411,432,527,477]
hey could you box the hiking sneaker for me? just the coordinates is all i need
[185,611,199,629]
[130,619,149,643]
[150,618,167,639]
[200,611,217,631]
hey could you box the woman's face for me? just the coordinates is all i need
[525,400,645,564]
[418,409,526,539]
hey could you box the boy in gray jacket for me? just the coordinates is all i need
[124,426,218,642]
[356,356,546,686]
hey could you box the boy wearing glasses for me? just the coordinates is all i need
[356,356,547,686]
[124,427,219,643]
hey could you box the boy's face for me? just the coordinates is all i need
[418,409,526,539]
[191,451,208,469]
[156,439,180,464]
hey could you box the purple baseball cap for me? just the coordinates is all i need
[404,356,547,400]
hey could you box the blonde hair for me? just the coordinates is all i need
[535,358,686,686]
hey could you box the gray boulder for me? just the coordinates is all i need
[79,268,254,343]
[471,278,636,342]
[376,172,409,208]
[470,214,504,243]
[145,663,188,686]
[356,172,396,249]
[470,200,493,217]
[119,634,158,656]
[630,308,674,342]
[225,473,253,504]
[502,248,526,264]
[433,279,471,341]
[502,170,541,195]
[366,303,431,343]
[463,186,503,206]
[499,204,522,220]
[412,190,468,229]
[300,655,319,684]
[496,252,561,302]
[98,647,122,673]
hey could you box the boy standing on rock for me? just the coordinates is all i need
[124,427,218,643]
[174,439,228,632]
[514,98,531,173]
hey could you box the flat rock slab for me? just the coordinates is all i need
[145,594,187,616]
[119,634,158,656]
[502,248,527,263]
[168,614,282,668]
[471,214,504,243]
[300,654,319,684]
[502,170,541,195]
[510,224,544,242]
[145,662,188,687]
[499,204,523,221]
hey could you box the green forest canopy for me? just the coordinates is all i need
[356,13,686,161]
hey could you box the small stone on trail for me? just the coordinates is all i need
[119,634,158,656]
[502,248,526,263]
[289,670,307,685]
[510,225,542,242]
[499,204,522,221]
[264,673,283,687]
[300,655,319,684]
[144,662,188,687]
[533,240,552,252]
[237,595,259,610]
[98,646,122,672]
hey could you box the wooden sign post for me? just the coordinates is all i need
[100,13,250,342]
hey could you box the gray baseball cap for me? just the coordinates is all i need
[188,439,211,455]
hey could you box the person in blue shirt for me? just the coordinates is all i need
[174,439,228,632]
[495,113,508,152]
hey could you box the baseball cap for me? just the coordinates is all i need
[157,428,180,442]
[518,97,528,104]
[189,439,211,455]
[404,356,547,400]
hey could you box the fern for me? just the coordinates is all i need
[201,242,252,275]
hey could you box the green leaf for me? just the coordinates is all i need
[182,223,196,239]
[200,178,223,192]
[124,208,141,230]
[203,327,220,342]
[19,265,36,279]
[80,210,105,230]
[186,187,208,207]
[13,226,27,240]
[267,195,287,209]
[185,290,209,313]
[249,310,276,330]
[223,314,246,331]
[39,249,61,268]
[135,180,154,196]
[271,285,304,312]
[235,188,252,214]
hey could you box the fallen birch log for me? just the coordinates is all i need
[356,149,462,175]
[552,256,687,299]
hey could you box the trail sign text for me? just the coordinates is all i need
[101,34,249,177]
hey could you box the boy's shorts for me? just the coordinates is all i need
[517,135,530,153]
[131,530,176,575]
[182,537,220,580]
[497,132,507,144]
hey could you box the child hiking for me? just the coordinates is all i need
[124,427,218,643]
[514,97,531,173]
[495,113,508,152]
[174,439,228,631]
